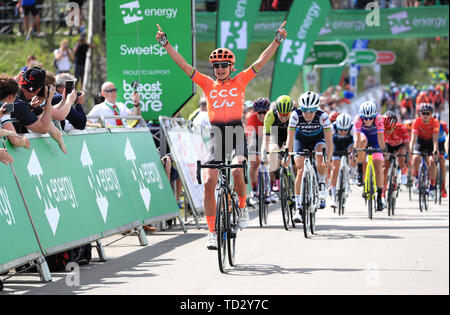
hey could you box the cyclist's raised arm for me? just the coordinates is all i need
[252,21,287,73]
[155,24,193,76]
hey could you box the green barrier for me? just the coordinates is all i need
[5,129,179,256]
[0,156,42,273]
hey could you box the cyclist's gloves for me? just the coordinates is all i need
[157,33,169,47]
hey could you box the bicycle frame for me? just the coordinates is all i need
[365,153,377,199]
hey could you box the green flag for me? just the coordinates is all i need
[270,0,331,100]
[216,0,262,72]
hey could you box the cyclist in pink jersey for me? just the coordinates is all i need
[354,101,386,212]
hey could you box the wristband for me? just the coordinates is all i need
[275,31,285,44]
[158,34,169,47]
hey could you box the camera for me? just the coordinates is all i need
[65,80,75,94]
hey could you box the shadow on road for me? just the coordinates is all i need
[3,233,204,295]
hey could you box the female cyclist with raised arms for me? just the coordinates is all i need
[155,22,287,250]
[354,101,386,212]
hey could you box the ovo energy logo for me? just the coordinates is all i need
[80,141,123,223]
[387,11,412,35]
[220,21,247,50]
[279,2,322,66]
[120,0,144,25]
[27,150,78,235]
[0,186,15,226]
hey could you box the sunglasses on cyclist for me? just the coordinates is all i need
[420,111,432,116]
[212,62,231,69]
[362,116,376,121]
[301,108,317,113]
[257,111,267,115]
[103,88,118,93]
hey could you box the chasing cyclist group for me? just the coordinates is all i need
[155,22,448,250]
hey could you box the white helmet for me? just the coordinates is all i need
[359,101,377,118]
[298,91,320,110]
[336,113,352,130]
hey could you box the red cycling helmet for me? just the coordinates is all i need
[383,111,398,128]
[209,48,235,64]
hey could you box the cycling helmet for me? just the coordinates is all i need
[329,111,340,123]
[383,111,398,128]
[298,91,320,110]
[359,101,377,118]
[253,97,271,113]
[275,95,293,114]
[209,48,235,64]
[336,113,352,130]
[419,102,434,113]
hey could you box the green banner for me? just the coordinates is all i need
[105,0,195,120]
[318,5,449,40]
[196,6,449,42]
[270,0,331,100]
[216,0,262,72]
[0,154,42,272]
[5,130,179,255]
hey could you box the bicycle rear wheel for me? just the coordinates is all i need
[287,171,297,229]
[280,168,290,230]
[419,165,427,213]
[436,162,442,205]
[408,167,412,201]
[216,188,228,273]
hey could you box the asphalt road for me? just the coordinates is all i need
[2,179,448,295]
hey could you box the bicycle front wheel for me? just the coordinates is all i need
[280,168,290,230]
[216,188,228,273]
[258,171,268,227]
[301,173,311,238]
[227,195,237,267]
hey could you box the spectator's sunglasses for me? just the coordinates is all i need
[103,88,117,93]
[212,62,231,69]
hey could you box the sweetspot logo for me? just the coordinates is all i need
[27,150,78,235]
[80,141,122,223]
[0,186,15,226]
[120,1,144,25]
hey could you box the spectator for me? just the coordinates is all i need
[54,39,74,74]
[17,0,42,40]
[21,54,42,73]
[0,74,31,149]
[192,97,210,129]
[73,33,94,90]
[12,68,74,154]
[54,73,87,131]
[87,81,141,128]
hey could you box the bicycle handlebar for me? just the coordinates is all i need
[196,160,248,185]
